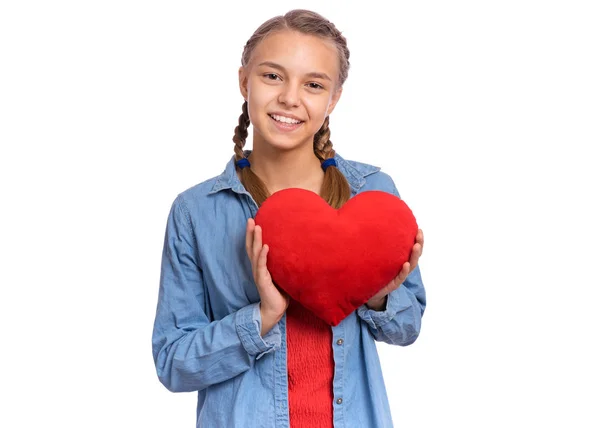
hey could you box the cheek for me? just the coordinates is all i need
[247,83,275,114]
[246,91,266,124]
[303,95,331,120]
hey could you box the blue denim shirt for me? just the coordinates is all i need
[152,152,426,428]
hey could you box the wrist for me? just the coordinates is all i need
[259,304,284,336]
[366,296,387,311]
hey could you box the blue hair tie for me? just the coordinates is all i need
[321,158,337,172]
[236,158,251,169]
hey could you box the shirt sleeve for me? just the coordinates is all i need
[357,265,426,345]
[152,195,281,393]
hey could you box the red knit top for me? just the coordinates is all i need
[286,299,335,428]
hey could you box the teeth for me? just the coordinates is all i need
[271,114,301,124]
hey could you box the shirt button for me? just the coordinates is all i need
[336,398,343,405]
[336,338,344,345]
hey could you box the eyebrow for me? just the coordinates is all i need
[257,61,332,82]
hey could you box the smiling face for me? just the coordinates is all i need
[239,30,343,154]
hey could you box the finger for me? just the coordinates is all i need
[390,276,402,290]
[416,229,424,246]
[256,244,270,284]
[256,245,272,289]
[245,218,254,256]
[252,225,263,263]
[395,262,411,285]
[409,243,422,268]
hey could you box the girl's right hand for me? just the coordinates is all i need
[245,218,289,336]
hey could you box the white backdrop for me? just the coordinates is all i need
[1,1,599,427]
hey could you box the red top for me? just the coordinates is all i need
[286,299,335,428]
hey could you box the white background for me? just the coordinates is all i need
[1,0,599,427]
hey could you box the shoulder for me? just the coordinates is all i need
[167,171,237,225]
[361,169,400,197]
[337,155,400,197]
[342,158,381,177]
[176,176,221,203]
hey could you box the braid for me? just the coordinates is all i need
[313,116,332,161]
[314,116,351,208]
[233,101,250,160]
[231,101,270,206]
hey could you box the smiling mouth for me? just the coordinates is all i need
[268,114,304,125]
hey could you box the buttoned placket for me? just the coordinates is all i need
[330,189,360,427]
[331,322,346,427]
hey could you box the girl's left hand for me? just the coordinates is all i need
[366,229,424,311]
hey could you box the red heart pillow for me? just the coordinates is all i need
[254,188,418,326]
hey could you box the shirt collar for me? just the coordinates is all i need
[209,150,380,195]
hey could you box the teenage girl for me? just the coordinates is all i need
[152,9,426,428]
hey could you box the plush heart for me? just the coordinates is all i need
[254,188,418,326]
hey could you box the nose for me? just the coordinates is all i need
[277,82,300,107]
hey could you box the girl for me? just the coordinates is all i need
[152,9,426,428]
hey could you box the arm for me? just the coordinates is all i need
[152,196,281,393]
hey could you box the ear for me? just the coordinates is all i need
[326,87,343,116]
[238,66,248,100]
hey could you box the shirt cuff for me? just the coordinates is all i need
[235,302,281,359]
[357,285,414,329]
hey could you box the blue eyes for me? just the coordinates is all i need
[262,73,324,90]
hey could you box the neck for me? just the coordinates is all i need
[247,144,324,195]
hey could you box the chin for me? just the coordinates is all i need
[256,131,312,152]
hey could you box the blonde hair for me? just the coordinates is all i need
[232,9,351,208]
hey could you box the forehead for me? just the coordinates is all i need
[250,30,339,77]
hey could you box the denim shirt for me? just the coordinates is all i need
[152,152,426,428]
